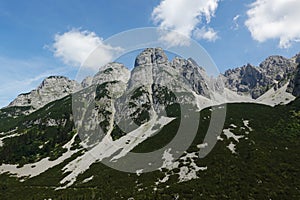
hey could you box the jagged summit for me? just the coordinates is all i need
[129,48,212,98]
[38,75,73,89]
[92,62,130,85]
[134,47,169,67]
[8,76,81,110]
[223,54,298,99]
[6,48,300,113]
[259,55,292,68]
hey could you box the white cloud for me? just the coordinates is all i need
[52,29,123,69]
[157,30,192,46]
[245,0,300,48]
[193,27,218,42]
[232,15,240,30]
[151,0,219,46]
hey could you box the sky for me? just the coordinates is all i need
[1,0,300,107]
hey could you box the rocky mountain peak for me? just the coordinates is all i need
[171,57,187,68]
[259,55,288,68]
[134,47,168,67]
[6,48,300,115]
[187,58,206,72]
[8,76,81,110]
[38,76,74,89]
[259,55,296,76]
[81,76,93,88]
[92,62,130,86]
[224,53,300,99]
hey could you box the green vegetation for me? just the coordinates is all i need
[0,106,32,132]
[0,95,299,199]
[129,86,151,126]
[95,81,118,100]
[0,96,75,166]
[110,123,127,141]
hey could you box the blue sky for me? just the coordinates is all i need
[1,0,300,107]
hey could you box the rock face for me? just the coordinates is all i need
[172,57,211,97]
[7,48,300,118]
[287,54,300,96]
[92,63,130,86]
[8,76,81,110]
[113,48,215,134]
[73,48,218,142]
[81,76,93,88]
[72,62,131,145]
[224,56,297,99]
[287,64,300,97]
[260,56,296,77]
[127,48,212,97]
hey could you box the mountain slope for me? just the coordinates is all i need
[0,48,300,199]
[7,76,81,114]
[0,98,299,199]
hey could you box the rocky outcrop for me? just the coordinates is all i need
[72,62,131,144]
[172,57,210,97]
[8,76,81,110]
[92,63,130,86]
[6,48,300,123]
[81,76,93,88]
[114,48,215,133]
[287,64,300,97]
[224,56,297,99]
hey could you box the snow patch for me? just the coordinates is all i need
[136,169,143,176]
[157,149,207,185]
[0,133,79,179]
[223,129,244,142]
[217,136,224,141]
[194,83,295,112]
[256,83,295,106]
[161,148,179,170]
[230,124,237,128]
[57,116,174,189]
[82,175,94,183]
[178,152,207,182]
[243,120,253,131]
[227,142,236,154]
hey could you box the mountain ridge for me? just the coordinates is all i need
[5,48,300,113]
[0,48,299,199]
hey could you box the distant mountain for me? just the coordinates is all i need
[0,48,299,199]
[223,55,298,99]
[6,48,300,114]
[7,76,81,113]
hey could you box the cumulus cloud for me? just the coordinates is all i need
[151,0,219,46]
[193,27,218,42]
[245,0,300,48]
[52,29,123,69]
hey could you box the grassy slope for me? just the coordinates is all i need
[0,96,76,166]
[0,98,299,199]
